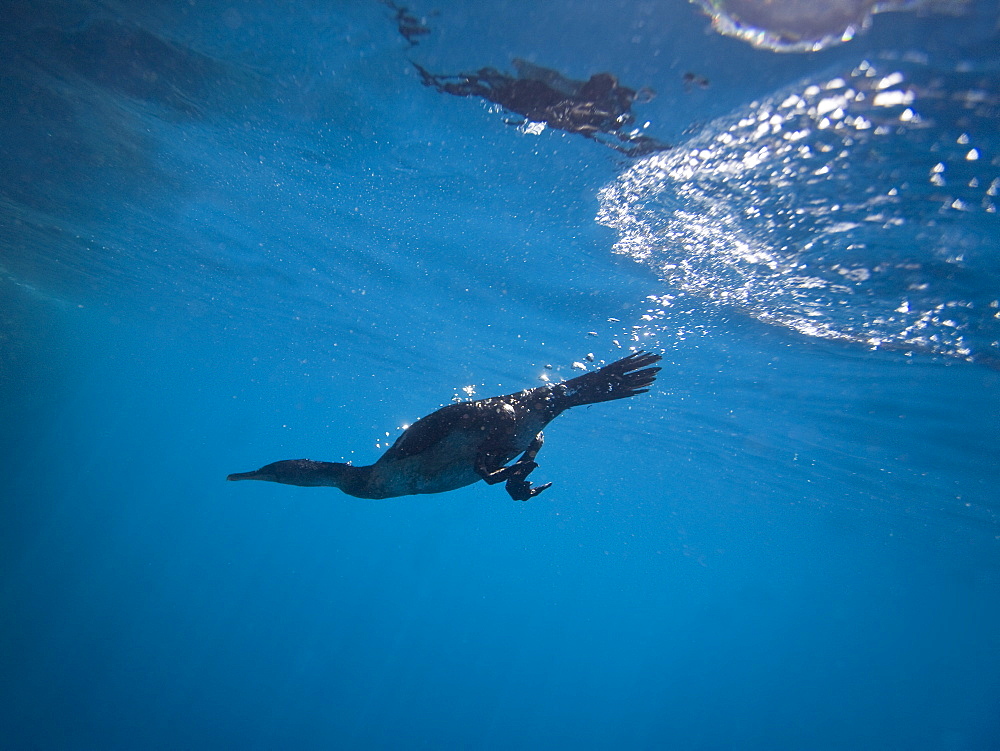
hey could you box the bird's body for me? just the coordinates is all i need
[228,351,661,500]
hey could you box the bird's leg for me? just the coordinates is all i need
[519,432,544,463]
[476,432,551,500]
[477,458,537,485]
[504,433,552,501]
[477,433,544,482]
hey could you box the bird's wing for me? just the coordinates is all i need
[380,402,477,460]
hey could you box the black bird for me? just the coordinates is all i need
[228,351,661,500]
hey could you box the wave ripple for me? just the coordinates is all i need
[598,60,1000,363]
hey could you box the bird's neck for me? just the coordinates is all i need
[334,464,376,498]
[305,461,375,497]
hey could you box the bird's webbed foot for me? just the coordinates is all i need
[500,454,550,501]
[505,477,552,501]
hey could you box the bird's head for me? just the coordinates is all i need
[227,459,354,488]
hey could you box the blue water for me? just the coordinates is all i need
[2,1,999,749]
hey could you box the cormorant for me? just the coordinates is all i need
[228,351,661,500]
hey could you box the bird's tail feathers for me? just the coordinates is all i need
[556,351,661,409]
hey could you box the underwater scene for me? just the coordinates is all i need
[1,0,999,748]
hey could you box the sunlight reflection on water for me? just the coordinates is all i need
[598,60,1000,364]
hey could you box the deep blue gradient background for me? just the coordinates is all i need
[2,1,999,749]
